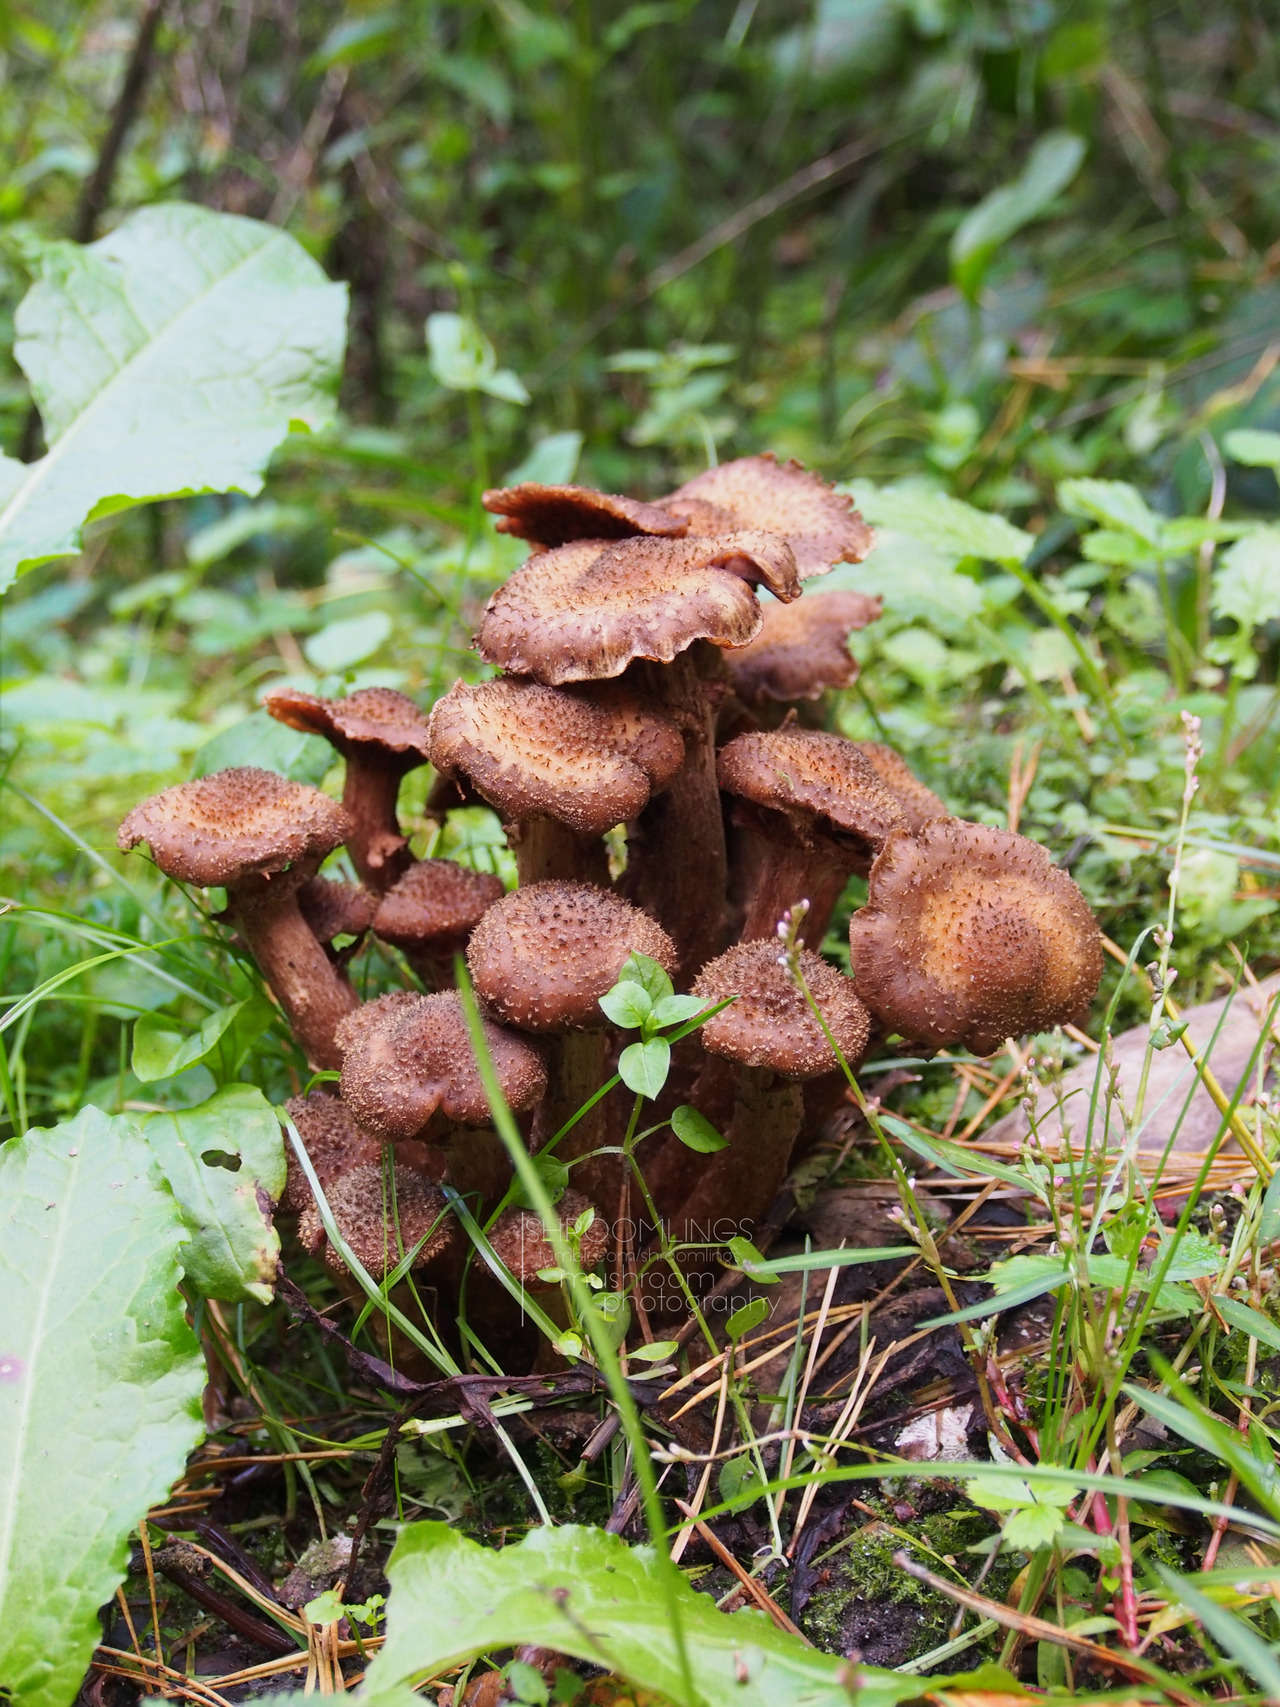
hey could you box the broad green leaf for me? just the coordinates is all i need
[725,1296,769,1341]
[303,610,394,672]
[618,1035,670,1098]
[1208,527,1280,680]
[726,1234,779,1281]
[1212,1294,1280,1352]
[359,1521,932,1707]
[629,1339,678,1363]
[718,1453,766,1512]
[1153,1565,1280,1698]
[651,993,707,1027]
[848,481,1032,565]
[511,1153,570,1209]
[598,979,654,1029]
[670,1104,728,1153]
[191,709,333,784]
[1057,477,1162,545]
[619,951,674,1003]
[1001,1504,1069,1552]
[504,430,583,485]
[427,312,529,404]
[0,203,347,593]
[142,1084,286,1303]
[1224,427,1280,470]
[132,997,273,1083]
[0,1108,205,1707]
[950,130,1085,299]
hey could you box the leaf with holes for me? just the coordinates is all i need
[142,1084,286,1303]
[0,203,347,592]
[0,1107,205,1707]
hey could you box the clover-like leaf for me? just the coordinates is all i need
[598,980,654,1030]
[670,1105,728,1154]
[618,1036,670,1099]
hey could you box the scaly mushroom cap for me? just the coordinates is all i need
[848,819,1104,1055]
[725,590,882,702]
[487,1190,608,1284]
[281,1090,383,1213]
[476,533,800,685]
[482,483,688,548]
[852,743,950,835]
[117,767,349,887]
[691,940,870,1078]
[338,990,547,1141]
[717,729,906,856]
[468,881,676,1031]
[662,455,873,579]
[263,686,433,767]
[373,859,505,959]
[298,878,377,945]
[428,677,684,838]
[298,1163,453,1280]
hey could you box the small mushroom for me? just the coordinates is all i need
[852,743,950,833]
[118,767,357,1068]
[280,1089,384,1214]
[298,1161,454,1280]
[476,532,800,685]
[847,819,1104,1055]
[650,941,870,1295]
[337,991,547,1212]
[427,676,683,885]
[372,858,506,987]
[661,454,873,578]
[467,882,676,1199]
[724,590,882,706]
[297,877,377,963]
[482,483,687,547]
[487,1190,610,1370]
[717,729,906,947]
[264,687,433,893]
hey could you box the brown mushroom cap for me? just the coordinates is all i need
[662,455,873,579]
[298,1162,452,1279]
[726,591,882,703]
[427,677,684,837]
[467,881,676,1032]
[852,743,950,834]
[373,859,505,959]
[487,1190,609,1284]
[482,483,688,548]
[717,730,906,855]
[117,767,349,887]
[338,990,547,1141]
[848,819,1104,1055]
[298,877,377,945]
[476,533,800,685]
[263,687,433,767]
[281,1090,383,1213]
[691,940,870,1078]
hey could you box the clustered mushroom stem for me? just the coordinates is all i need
[623,648,728,979]
[342,762,414,893]
[736,836,851,948]
[511,815,609,887]
[233,886,359,1070]
[533,1029,612,1197]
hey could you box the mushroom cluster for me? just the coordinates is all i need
[118,452,1103,1356]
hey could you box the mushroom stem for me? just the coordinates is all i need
[438,1125,514,1218]
[623,646,728,979]
[735,831,851,947]
[533,1029,613,1199]
[232,882,359,1070]
[342,760,414,894]
[511,815,609,887]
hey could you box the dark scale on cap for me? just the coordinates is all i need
[117,767,349,886]
[264,686,433,761]
[848,819,1104,1055]
[726,590,881,703]
[476,532,800,685]
[338,990,547,1141]
[297,1163,453,1279]
[692,940,870,1078]
[467,881,676,1031]
[373,859,505,959]
[482,483,688,548]
[281,1090,383,1213]
[487,1190,608,1284]
[428,676,684,838]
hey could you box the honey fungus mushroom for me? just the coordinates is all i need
[467,882,676,1198]
[647,941,870,1309]
[297,1162,454,1280]
[372,858,505,986]
[280,1089,383,1214]
[661,454,873,578]
[717,729,906,947]
[482,483,687,548]
[263,687,433,893]
[724,590,882,708]
[848,819,1104,1055]
[118,767,357,1069]
[485,1189,610,1371]
[427,676,683,885]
